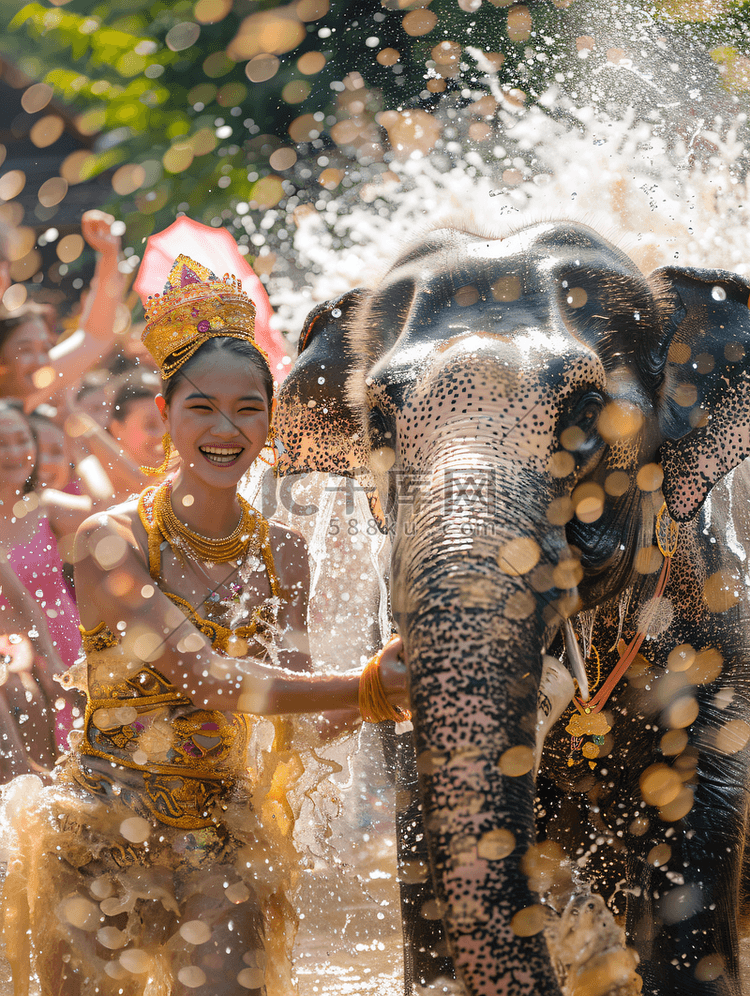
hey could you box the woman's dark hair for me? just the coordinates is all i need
[161,336,274,410]
[0,301,53,353]
[110,369,161,426]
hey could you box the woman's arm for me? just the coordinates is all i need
[0,557,68,674]
[74,509,406,716]
[40,489,92,544]
[66,411,146,493]
[24,211,124,412]
[0,559,68,772]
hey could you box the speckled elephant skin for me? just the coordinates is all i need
[274,222,750,996]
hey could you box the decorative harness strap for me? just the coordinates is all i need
[566,503,679,767]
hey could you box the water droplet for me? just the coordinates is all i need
[237,967,265,988]
[119,948,151,974]
[178,966,208,988]
[97,926,126,950]
[120,817,151,843]
[225,881,251,904]
[179,920,212,945]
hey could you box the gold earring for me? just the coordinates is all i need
[141,432,174,476]
[258,425,277,467]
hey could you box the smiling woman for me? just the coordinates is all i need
[161,334,275,489]
[0,302,55,400]
[0,254,408,996]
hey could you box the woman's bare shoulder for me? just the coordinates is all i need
[74,495,146,552]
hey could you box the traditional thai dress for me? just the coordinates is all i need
[0,493,305,996]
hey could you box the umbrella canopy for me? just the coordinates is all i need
[134,216,289,382]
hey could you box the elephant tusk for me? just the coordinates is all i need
[564,619,590,702]
[535,654,575,777]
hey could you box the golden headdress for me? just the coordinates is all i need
[142,255,267,379]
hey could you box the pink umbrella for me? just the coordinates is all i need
[133,216,290,382]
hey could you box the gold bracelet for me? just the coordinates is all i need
[358,648,410,724]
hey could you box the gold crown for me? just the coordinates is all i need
[142,255,265,379]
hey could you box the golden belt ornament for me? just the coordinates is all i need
[565,503,679,769]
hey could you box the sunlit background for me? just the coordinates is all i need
[0,2,749,993]
[0,0,748,336]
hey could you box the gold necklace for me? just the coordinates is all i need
[141,481,261,575]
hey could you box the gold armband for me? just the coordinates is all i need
[359,649,410,724]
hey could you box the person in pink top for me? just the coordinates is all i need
[0,401,88,753]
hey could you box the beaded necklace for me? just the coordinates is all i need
[139,480,260,580]
[137,482,286,655]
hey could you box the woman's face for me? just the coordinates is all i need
[165,351,270,492]
[31,420,69,491]
[0,320,52,398]
[110,396,164,470]
[0,409,35,493]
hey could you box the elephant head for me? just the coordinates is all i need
[275,222,750,995]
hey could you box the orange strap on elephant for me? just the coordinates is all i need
[567,504,679,767]
[573,503,678,716]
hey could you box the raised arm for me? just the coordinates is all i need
[25,211,124,412]
[73,508,405,716]
[75,210,123,343]
[65,410,144,497]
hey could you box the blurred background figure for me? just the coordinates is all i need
[0,399,84,766]
[0,210,124,413]
[107,367,164,496]
[0,208,129,779]
[63,367,167,507]
[0,301,54,403]
[27,409,69,492]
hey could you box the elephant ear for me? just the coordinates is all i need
[654,266,750,521]
[274,289,387,529]
[274,289,368,477]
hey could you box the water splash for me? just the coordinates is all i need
[268,65,748,340]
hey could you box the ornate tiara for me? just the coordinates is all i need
[142,255,265,379]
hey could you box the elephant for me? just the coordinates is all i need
[273,220,750,996]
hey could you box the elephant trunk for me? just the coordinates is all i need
[392,467,572,995]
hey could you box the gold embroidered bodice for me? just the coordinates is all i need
[68,492,288,830]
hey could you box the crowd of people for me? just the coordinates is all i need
[0,210,169,781]
[0,210,407,994]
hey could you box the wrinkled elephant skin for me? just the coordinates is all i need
[275,222,750,996]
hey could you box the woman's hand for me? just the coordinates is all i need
[376,634,410,716]
[0,633,35,679]
[81,210,120,257]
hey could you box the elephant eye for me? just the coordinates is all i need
[368,405,394,444]
[577,402,601,431]
[559,394,603,452]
